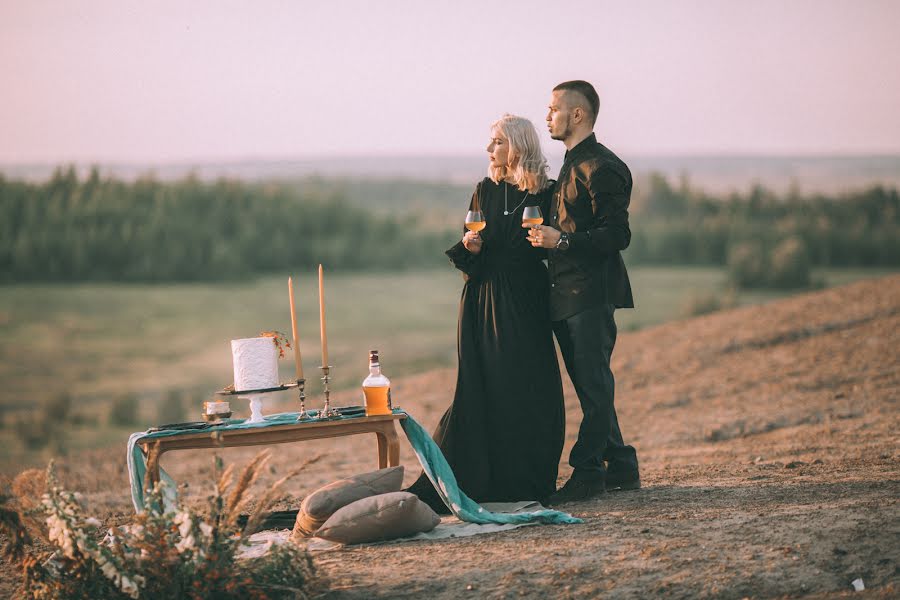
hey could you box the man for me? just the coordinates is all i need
[528,80,639,503]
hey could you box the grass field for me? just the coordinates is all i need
[0,266,894,471]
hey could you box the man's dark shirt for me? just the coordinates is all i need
[546,133,635,321]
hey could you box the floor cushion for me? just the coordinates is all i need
[315,491,440,544]
[292,466,404,538]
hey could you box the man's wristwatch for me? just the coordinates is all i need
[555,232,570,251]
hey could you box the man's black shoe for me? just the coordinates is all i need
[605,470,641,491]
[547,476,606,505]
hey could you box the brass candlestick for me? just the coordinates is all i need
[295,378,309,420]
[318,365,340,419]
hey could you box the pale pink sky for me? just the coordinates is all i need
[2,0,899,163]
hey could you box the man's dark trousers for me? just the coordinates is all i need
[553,303,638,478]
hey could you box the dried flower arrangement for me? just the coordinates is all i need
[259,331,291,359]
[1,452,322,600]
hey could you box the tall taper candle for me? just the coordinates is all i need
[288,276,303,380]
[318,264,329,367]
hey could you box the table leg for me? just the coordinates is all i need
[386,432,400,467]
[149,462,161,487]
[143,442,163,490]
[374,424,401,468]
[376,431,388,468]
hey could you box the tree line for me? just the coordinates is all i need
[1,167,897,284]
[628,173,899,268]
[0,167,458,282]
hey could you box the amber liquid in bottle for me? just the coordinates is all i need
[362,350,392,416]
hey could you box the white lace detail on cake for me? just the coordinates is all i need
[231,338,280,392]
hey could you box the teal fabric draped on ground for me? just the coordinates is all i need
[127,409,581,526]
[398,413,581,525]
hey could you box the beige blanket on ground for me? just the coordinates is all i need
[239,501,542,558]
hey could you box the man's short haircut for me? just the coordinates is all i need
[553,80,599,125]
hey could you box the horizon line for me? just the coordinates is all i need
[4,150,900,168]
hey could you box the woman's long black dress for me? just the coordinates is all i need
[408,177,565,512]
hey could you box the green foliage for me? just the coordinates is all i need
[727,237,815,290]
[157,391,185,424]
[108,394,139,427]
[1,167,896,284]
[13,394,72,452]
[680,288,738,318]
[0,167,458,283]
[768,237,813,289]
[629,178,900,269]
[13,457,318,599]
[727,242,768,288]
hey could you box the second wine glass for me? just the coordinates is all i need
[522,205,542,228]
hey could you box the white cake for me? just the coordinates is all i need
[231,337,280,392]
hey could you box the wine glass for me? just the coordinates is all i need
[465,210,486,233]
[522,205,543,229]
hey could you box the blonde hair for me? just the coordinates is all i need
[488,114,550,194]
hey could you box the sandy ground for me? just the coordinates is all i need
[3,274,898,599]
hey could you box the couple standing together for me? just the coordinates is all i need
[409,80,639,510]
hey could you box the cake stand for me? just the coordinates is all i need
[216,382,300,424]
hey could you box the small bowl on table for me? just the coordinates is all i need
[202,411,232,423]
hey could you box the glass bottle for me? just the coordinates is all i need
[362,350,392,416]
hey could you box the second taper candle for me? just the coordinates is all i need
[318,264,329,367]
[288,276,303,380]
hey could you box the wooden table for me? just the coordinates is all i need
[137,413,407,485]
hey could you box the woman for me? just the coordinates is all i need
[407,114,565,512]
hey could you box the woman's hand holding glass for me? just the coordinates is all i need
[464,209,485,254]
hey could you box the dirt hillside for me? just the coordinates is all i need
[3,274,899,599]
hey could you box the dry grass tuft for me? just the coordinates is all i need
[11,469,46,509]
[225,449,272,527]
[244,454,322,535]
[216,463,235,499]
[10,468,48,543]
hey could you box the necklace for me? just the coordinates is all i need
[503,182,529,216]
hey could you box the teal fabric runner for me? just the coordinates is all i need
[398,413,581,525]
[127,409,581,526]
